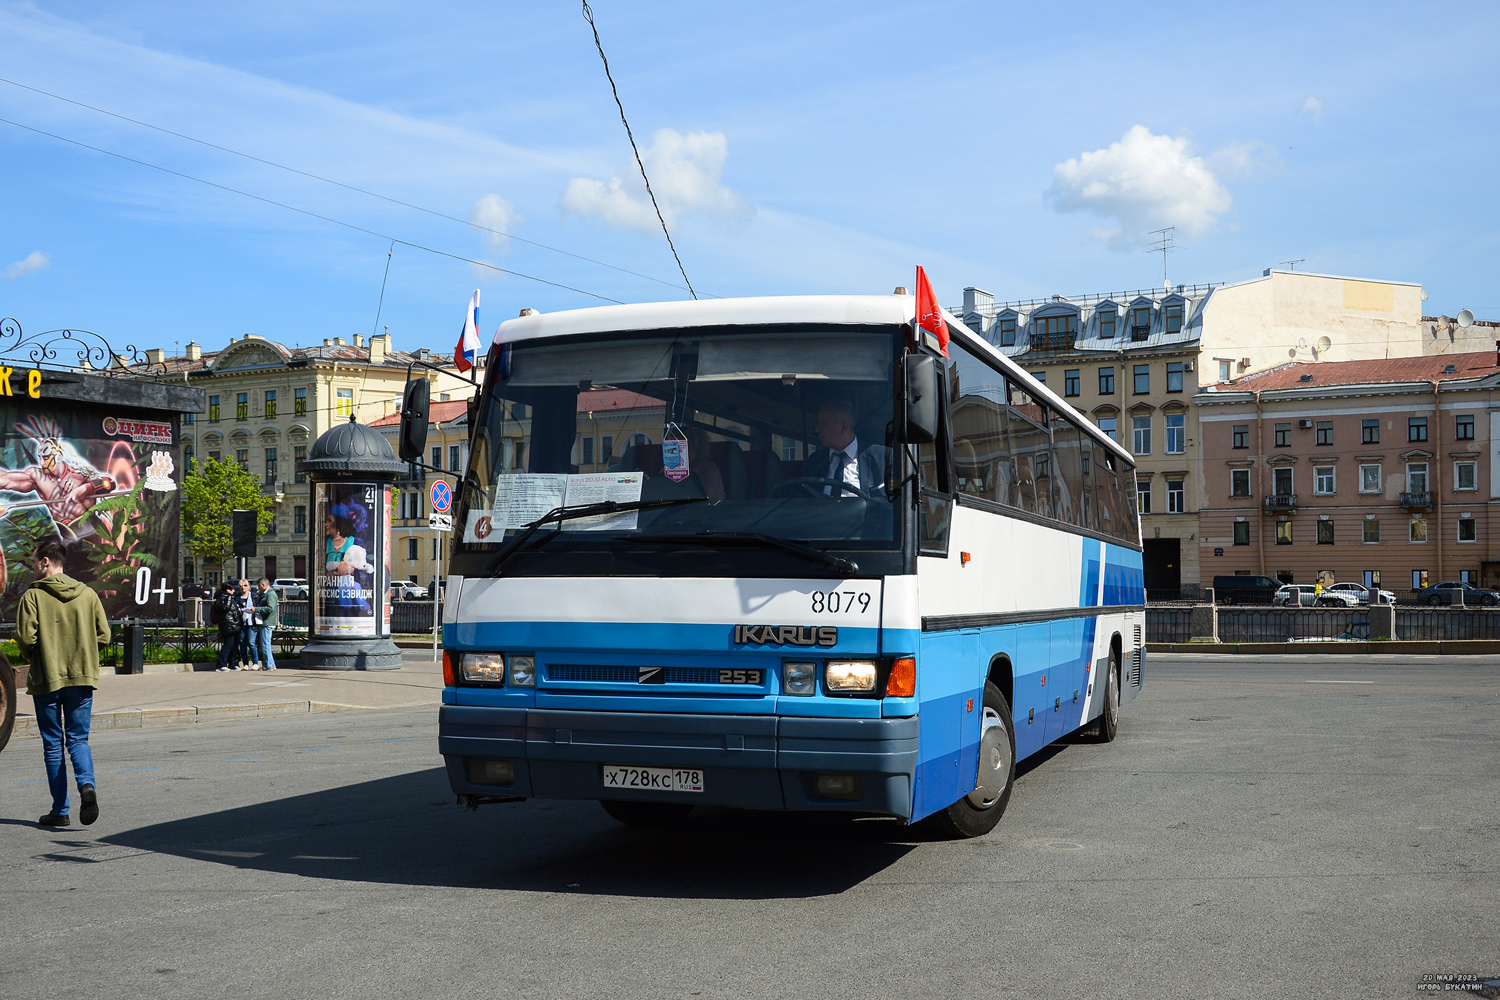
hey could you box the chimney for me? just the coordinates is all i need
[334,337,346,346]
[369,334,387,364]
[185,342,201,361]
[146,348,165,364]
[354,333,364,348]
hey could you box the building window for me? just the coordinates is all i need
[1064,369,1080,397]
[185,444,195,467]
[336,388,353,417]
[1456,461,1477,491]
[1231,469,1251,497]
[450,445,461,470]
[1274,423,1291,447]
[1408,416,1427,442]
[582,437,594,465]
[265,447,278,486]
[1031,371,1046,385]
[1315,420,1333,445]
[1132,416,1151,455]
[1233,521,1250,545]
[998,317,1016,347]
[431,446,442,469]
[184,412,194,425]
[1407,462,1428,493]
[294,506,306,534]
[1032,313,1078,351]
[1317,519,1334,544]
[1166,479,1184,513]
[1456,414,1475,440]
[1362,419,1380,444]
[1459,517,1477,542]
[264,557,277,582]
[294,445,307,484]
[1232,424,1249,449]
[209,395,220,422]
[1412,569,1429,590]
[1360,464,1381,494]
[209,451,220,462]
[184,560,195,582]
[235,449,248,471]
[1098,416,1117,442]
[1098,367,1115,394]
[1166,362,1184,393]
[1165,412,1185,454]
[236,392,249,420]
[264,514,276,537]
[295,387,307,416]
[1098,309,1116,339]
[1410,518,1427,543]
[1363,519,1380,543]
[1164,302,1183,334]
[264,390,277,418]
[1276,520,1293,545]
[1133,365,1150,394]
[602,435,614,463]
[1314,465,1335,495]
[407,538,418,561]
[1218,361,1231,382]
[1273,467,1293,496]
[1137,484,1151,514]
[1460,570,1477,585]
[1130,306,1151,340]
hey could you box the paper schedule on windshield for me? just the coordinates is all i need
[492,474,568,529]
[486,471,644,533]
[562,472,644,530]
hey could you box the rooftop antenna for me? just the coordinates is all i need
[1145,227,1175,290]
[1278,259,1306,271]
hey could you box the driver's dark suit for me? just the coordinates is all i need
[800,441,888,495]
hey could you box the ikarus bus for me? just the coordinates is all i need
[418,293,1144,837]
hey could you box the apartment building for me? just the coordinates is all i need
[956,269,1430,598]
[1197,350,1500,594]
[126,332,472,586]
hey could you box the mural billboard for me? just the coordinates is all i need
[0,403,181,622]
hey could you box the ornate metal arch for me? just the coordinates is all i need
[0,317,164,377]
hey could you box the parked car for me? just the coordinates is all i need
[1412,581,1500,606]
[1326,582,1397,605]
[1273,584,1360,608]
[390,581,429,600]
[1212,575,1280,605]
[180,583,210,600]
[272,577,310,600]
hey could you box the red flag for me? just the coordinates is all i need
[914,265,948,357]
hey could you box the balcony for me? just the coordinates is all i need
[1263,493,1298,512]
[1400,491,1433,510]
[1027,332,1076,352]
[1130,325,1151,341]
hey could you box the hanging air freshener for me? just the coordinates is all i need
[662,423,690,482]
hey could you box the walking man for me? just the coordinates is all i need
[253,577,278,671]
[18,539,110,828]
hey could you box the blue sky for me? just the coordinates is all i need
[1,1,1497,357]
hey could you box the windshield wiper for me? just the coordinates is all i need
[487,497,709,573]
[615,530,859,576]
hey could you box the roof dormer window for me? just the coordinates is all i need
[998,316,1017,347]
[1130,305,1152,341]
[1030,311,1078,351]
[1098,308,1116,339]
[1164,300,1184,334]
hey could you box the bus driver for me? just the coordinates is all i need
[803,400,887,496]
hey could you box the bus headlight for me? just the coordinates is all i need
[508,654,536,687]
[460,652,506,684]
[825,660,878,693]
[782,661,816,696]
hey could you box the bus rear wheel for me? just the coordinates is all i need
[1090,649,1120,743]
[600,800,694,828]
[928,681,1014,839]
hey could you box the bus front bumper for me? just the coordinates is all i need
[440,707,918,818]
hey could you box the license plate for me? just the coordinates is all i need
[602,765,704,793]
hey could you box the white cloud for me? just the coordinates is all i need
[4,251,51,279]
[469,193,520,251]
[1303,96,1324,123]
[561,129,751,233]
[1046,126,1234,250]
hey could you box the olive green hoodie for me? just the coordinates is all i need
[16,573,110,696]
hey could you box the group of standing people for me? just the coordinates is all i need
[212,577,278,671]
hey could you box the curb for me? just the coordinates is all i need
[11,699,434,739]
[1147,640,1500,654]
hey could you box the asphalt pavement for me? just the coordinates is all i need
[2,654,1496,999]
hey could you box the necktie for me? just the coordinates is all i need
[831,450,850,495]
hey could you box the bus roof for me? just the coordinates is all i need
[492,293,1135,468]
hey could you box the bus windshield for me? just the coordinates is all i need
[453,324,903,577]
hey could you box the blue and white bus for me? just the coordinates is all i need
[431,294,1143,837]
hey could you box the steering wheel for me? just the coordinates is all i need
[769,477,878,501]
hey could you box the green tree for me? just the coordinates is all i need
[181,456,275,579]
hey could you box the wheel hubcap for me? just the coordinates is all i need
[967,707,1011,808]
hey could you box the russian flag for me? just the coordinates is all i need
[454,289,481,372]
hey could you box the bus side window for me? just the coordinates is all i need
[947,338,1008,504]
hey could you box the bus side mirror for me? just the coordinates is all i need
[898,353,939,444]
[398,378,430,462]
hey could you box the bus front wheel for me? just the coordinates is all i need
[928,681,1015,839]
[600,800,694,828]
[1091,649,1121,743]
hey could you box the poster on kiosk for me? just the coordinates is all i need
[314,482,382,637]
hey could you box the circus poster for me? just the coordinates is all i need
[0,404,181,622]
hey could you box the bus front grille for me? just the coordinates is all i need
[548,664,729,686]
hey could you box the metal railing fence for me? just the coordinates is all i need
[1145,607,1195,644]
[1217,608,1366,643]
[1396,608,1500,641]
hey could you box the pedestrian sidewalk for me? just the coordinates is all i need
[10,650,445,739]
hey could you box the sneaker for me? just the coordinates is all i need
[39,812,70,827]
[217,666,231,672]
[79,785,98,826]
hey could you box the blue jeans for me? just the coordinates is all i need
[218,632,240,668]
[253,625,276,669]
[33,686,95,816]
